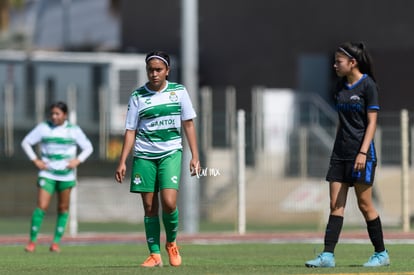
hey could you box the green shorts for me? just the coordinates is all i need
[130,150,182,193]
[38,177,76,194]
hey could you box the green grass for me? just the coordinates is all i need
[0,243,413,274]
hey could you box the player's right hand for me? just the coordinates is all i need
[33,159,47,170]
[115,163,126,183]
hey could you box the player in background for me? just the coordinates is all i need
[21,101,93,252]
[115,50,200,267]
[305,42,390,268]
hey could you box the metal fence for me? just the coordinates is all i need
[1,85,413,233]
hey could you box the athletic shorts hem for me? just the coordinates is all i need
[130,186,179,193]
[38,177,76,194]
[326,159,376,186]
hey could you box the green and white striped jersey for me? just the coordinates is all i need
[125,81,196,159]
[21,120,93,181]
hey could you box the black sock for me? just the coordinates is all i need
[324,215,344,253]
[366,216,385,252]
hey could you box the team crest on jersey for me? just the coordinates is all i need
[169,92,178,102]
[133,174,142,185]
[145,98,151,105]
[350,95,360,102]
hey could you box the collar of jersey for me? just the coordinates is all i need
[47,120,68,129]
[144,81,169,93]
[345,74,367,90]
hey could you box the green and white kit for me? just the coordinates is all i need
[125,81,196,192]
[21,120,93,182]
[125,81,196,159]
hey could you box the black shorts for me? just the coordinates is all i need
[326,159,376,186]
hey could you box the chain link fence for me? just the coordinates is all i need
[1,84,413,233]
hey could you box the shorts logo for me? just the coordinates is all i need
[133,174,142,185]
[171,176,178,184]
[39,179,46,187]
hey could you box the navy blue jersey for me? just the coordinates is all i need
[331,74,379,161]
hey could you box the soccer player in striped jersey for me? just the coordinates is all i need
[115,51,200,267]
[305,42,389,268]
[21,101,93,252]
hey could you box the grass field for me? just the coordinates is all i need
[2,218,414,274]
[1,243,413,275]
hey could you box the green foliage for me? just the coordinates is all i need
[0,243,413,274]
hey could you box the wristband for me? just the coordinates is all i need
[359,151,367,156]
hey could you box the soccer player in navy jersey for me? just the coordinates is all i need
[305,42,389,268]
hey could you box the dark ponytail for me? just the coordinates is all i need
[337,42,376,82]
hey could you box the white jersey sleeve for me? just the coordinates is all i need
[21,123,45,161]
[125,94,140,130]
[180,87,197,121]
[74,126,93,162]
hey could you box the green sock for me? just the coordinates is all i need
[30,208,45,242]
[162,208,179,243]
[53,212,69,244]
[144,216,161,254]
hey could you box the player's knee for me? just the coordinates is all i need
[143,205,159,216]
[57,203,69,213]
[357,201,373,215]
[329,202,345,214]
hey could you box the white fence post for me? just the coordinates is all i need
[99,86,108,159]
[400,109,410,232]
[200,86,212,152]
[35,85,45,124]
[226,86,236,147]
[299,127,308,178]
[237,109,246,235]
[4,83,14,156]
[67,84,78,237]
[401,109,410,232]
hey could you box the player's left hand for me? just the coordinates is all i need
[354,154,366,171]
[190,160,201,177]
[115,163,126,183]
[67,159,81,169]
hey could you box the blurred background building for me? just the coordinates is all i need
[2,0,120,51]
[2,0,413,111]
